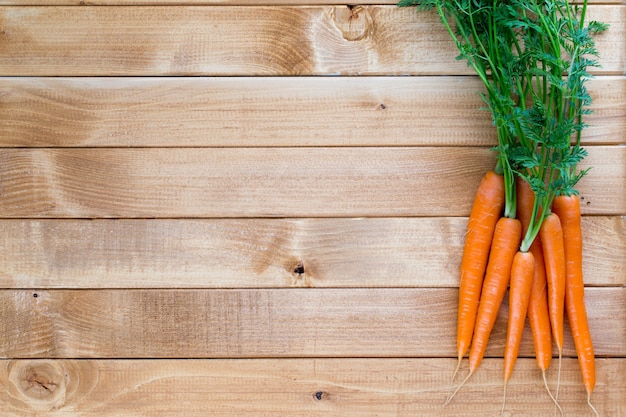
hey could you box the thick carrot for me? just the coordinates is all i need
[552,195,597,413]
[456,171,505,361]
[445,217,521,406]
[469,216,521,371]
[502,250,534,414]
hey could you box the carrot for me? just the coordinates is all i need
[445,216,521,405]
[516,177,559,409]
[501,250,534,414]
[470,216,521,370]
[516,178,552,372]
[528,240,564,416]
[552,195,598,415]
[539,213,566,351]
[539,212,566,401]
[526,241,552,372]
[456,171,505,362]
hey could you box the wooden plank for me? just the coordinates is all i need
[0,217,623,289]
[1,76,623,147]
[0,358,624,416]
[1,0,622,5]
[0,288,623,358]
[0,147,623,218]
[0,6,622,76]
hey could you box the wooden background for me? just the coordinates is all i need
[0,0,624,415]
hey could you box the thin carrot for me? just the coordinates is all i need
[445,216,521,405]
[552,195,597,415]
[539,212,566,401]
[501,250,534,415]
[526,241,552,373]
[456,171,505,362]
[516,177,558,409]
[528,239,563,416]
[516,178,552,373]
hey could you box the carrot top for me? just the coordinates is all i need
[504,0,608,251]
[399,0,607,231]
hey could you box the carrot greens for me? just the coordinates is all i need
[398,0,607,250]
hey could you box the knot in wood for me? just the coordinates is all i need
[313,390,326,401]
[332,6,373,42]
[8,360,67,410]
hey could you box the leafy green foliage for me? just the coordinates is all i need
[399,0,607,250]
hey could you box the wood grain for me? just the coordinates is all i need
[0,358,624,416]
[0,288,623,359]
[1,146,624,218]
[0,6,623,76]
[1,76,624,147]
[1,0,622,5]
[0,217,623,288]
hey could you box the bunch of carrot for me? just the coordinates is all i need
[398,0,607,413]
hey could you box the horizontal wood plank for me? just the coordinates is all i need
[1,0,621,5]
[0,288,623,358]
[0,147,623,218]
[0,6,622,76]
[0,217,623,288]
[0,358,624,416]
[1,76,624,147]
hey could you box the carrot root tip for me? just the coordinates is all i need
[588,392,600,417]
[443,370,473,408]
[446,357,463,401]
[542,370,562,417]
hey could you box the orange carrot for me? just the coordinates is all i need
[503,251,534,380]
[516,176,539,236]
[539,212,566,402]
[456,171,505,362]
[539,213,566,353]
[446,216,521,405]
[516,178,560,412]
[526,241,552,372]
[552,195,597,414]
[516,178,552,373]
[470,216,521,371]
[502,250,534,414]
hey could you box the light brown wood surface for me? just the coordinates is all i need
[1,146,624,218]
[1,0,622,4]
[0,0,623,415]
[1,358,624,416]
[0,217,623,288]
[1,288,624,358]
[0,6,623,76]
[1,76,624,147]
